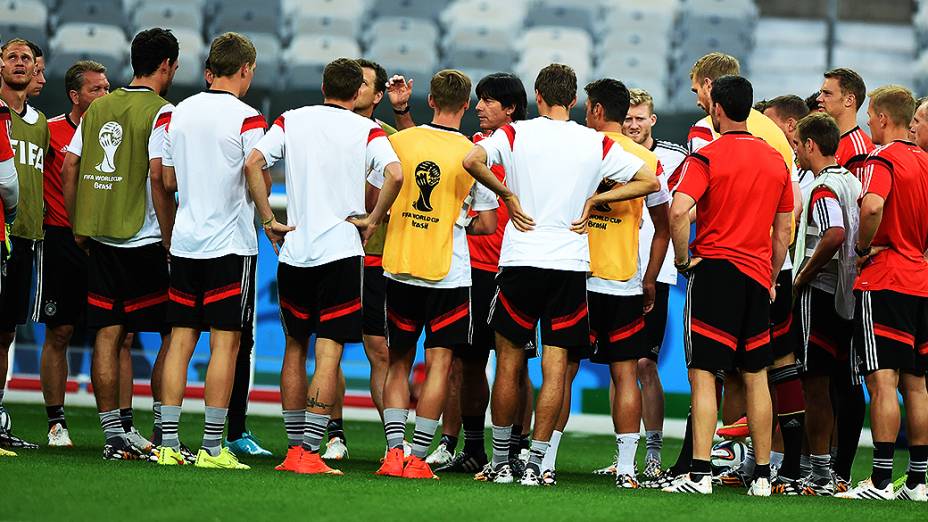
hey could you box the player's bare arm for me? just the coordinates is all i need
[462,145,534,232]
[348,160,403,242]
[149,157,176,251]
[643,202,671,313]
[770,211,793,300]
[855,192,887,272]
[572,165,659,234]
[793,225,845,293]
[243,148,293,253]
[465,208,497,236]
[669,191,700,272]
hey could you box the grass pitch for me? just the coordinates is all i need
[0,404,923,521]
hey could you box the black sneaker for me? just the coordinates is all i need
[0,429,38,449]
[436,451,488,473]
[509,456,526,478]
[102,439,143,461]
[179,443,197,464]
[771,475,803,495]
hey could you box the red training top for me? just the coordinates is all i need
[44,113,78,228]
[675,131,793,289]
[836,126,874,182]
[855,140,928,297]
[467,131,509,273]
[0,102,13,240]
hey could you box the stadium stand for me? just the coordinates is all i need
[0,0,49,51]
[48,23,128,80]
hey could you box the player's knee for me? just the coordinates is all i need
[637,358,658,383]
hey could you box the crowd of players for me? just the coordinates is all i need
[0,27,926,503]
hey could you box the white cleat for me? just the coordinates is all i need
[47,423,74,447]
[662,473,712,494]
[425,442,453,466]
[894,482,927,502]
[520,467,543,486]
[126,427,154,455]
[519,448,530,465]
[835,478,894,500]
[747,477,772,497]
[321,437,349,460]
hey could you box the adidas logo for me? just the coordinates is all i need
[783,419,801,429]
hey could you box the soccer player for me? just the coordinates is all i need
[620,87,687,478]
[26,42,44,99]
[837,86,928,502]
[0,38,48,451]
[664,75,793,496]
[374,69,499,481]
[154,32,265,470]
[816,68,874,181]
[245,58,403,476]
[463,63,659,486]
[789,112,862,496]
[38,60,110,448]
[318,58,398,462]
[61,28,179,460]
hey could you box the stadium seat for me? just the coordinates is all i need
[754,17,826,48]
[132,2,203,33]
[166,27,206,87]
[517,27,593,60]
[211,1,282,37]
[55,0,127,29]
[364,17,439,49]
[285,35,361,89]
[595,53,667,84]
[836,22,916,54]
[444,47,515,72]
[439,1,527,33]
[243,32,283,90]
[525,0,598,34]
[372,0,450,20]
[596,31,672,62]
[289,0,365,39]
[367,43,439,80]
[442,24,514,54]
[49,23,128,79]
[0,0,49,51]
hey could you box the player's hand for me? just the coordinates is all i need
[387,75,413,110]
[503,193,534,232]
[74,234,90,255]
[792,271,808,298]
[347,215,377,245]
[264,219,294,254]
[642,280,656,314]
[856,245,887,274]
[769,283,777,303]
[676,256,701,278]
[571,198,597,234]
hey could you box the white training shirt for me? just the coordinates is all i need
[641,139,687,285]
[163,90,265,259]
[478,117,645,272]
[805,169,847,295]
[67,87,172,248]
[253,104,399,268]
[587,170,672,296]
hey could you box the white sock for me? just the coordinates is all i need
[615,432,640,476]
[541,430,562,471]
[770,451,784,470]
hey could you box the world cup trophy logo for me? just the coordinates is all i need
[96,121,124,173]
[413,160,441,212]
[593,179,616,212]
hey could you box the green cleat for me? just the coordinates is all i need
[157,446,186,466]
[194,448,250,470]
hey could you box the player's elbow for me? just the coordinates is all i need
[386,162,404,186]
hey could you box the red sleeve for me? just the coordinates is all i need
[367,127,387,143]
[0,108,13,161]
[155,111,172,130]
[602,135,615,159]
[500,124,515,150]
[809,186,837,207]
[674,153,710,201]
[863,155,893,199]
[273,115,285,131]
[241,114,267,134]
[776,170,794,213]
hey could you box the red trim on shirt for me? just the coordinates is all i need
[874,324,915,347]
[687,125,714,144]
[364,255,383,267]
[320,298,362,322]
[551,303,588,331]
[608,317,645,343]
[240,115,267,134]
[155,111,172,129]
[809,186,837,209]
[602,135,615,159]
[368,127,387,143]
[500,124,516,150]
[691,319,737,350]
[430,302,469,332]
[273,116,285,130]
[203,283,242,305]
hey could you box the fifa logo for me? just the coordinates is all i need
[413,160,441,212]
[96,121,123,173]
[593,179,616,212]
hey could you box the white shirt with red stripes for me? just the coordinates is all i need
[164,90,266,258]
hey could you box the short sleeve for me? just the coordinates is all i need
[471,181,499,212]
[687,124,714,153]
[862,154,893,199]
[365,126,399,181]
[477,124,514,167]
[241,113,268,157]
[253,115,286,168]
[673,153,710,202]
[776,166,794,213]
[161,124,174,167]
[600,136,646,183]
[66,120,84,156]
[645,162,671,207]
[810,188,844,232]
[148,103,174,160]
[367,168,385,189]
[0,107,12,161]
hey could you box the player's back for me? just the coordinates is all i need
[690,110,795,171]
[168,91,264,258]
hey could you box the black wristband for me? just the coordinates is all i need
[855,244,872,257]
[393,105,410,115]
[674,259,691,271]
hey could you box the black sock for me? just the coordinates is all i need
[119,408,134,432]
[519,433,530,451]
[754,463,771,480]
[671,412,694,475]
[509,424,523,458]
[906,445,928,489]
[835,381,865,481]
[872,441,895,489]
[228,329,252,441]
[462,415,486,455]
[439,434,458,453]
[327,418,346,443]
[227,411,246,442]
[46,405,66,429]
[690,459,711,481]
[777,412,805,480]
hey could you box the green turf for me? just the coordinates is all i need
[0,404,923,521]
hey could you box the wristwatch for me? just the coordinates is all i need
[674,258,691,271]
[855,244,872,257]
[393,104,410,115]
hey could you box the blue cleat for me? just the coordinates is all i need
[226,432,272,457]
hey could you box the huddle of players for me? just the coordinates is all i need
[1,26,926,503]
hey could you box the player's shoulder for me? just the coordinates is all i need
[655,139,687,156]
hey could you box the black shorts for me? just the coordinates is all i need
[362,264,386,337]
[0,235,35,332]
[86,240,170,332]
[853,289,928,376]
[385,279,470,351]
[168,254,256,331]
[770,269,794,359]
[684,258,773,373]
[643,282,671,361]
[490,267,589,350]
[792,285,853,376]
[277,256,363,343]
[455,267,496,362]
[589,292,648,364]
[35,226,88,327]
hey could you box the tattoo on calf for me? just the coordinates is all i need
[306,390,332,410]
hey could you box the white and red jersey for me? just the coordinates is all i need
[477,117,645,272]
[643,139,687,285]
[44,113,78,228]
[835,126,874,181]
[163,90,267,259]
[253,104,399,268]
[0,100,16,240]
[467,130,509,273]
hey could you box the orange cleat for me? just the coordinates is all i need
[402,455,439,480]
[717,416,749,439]
[294,450,343,475]
[275,446,304,472]
[376,447,405,477]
